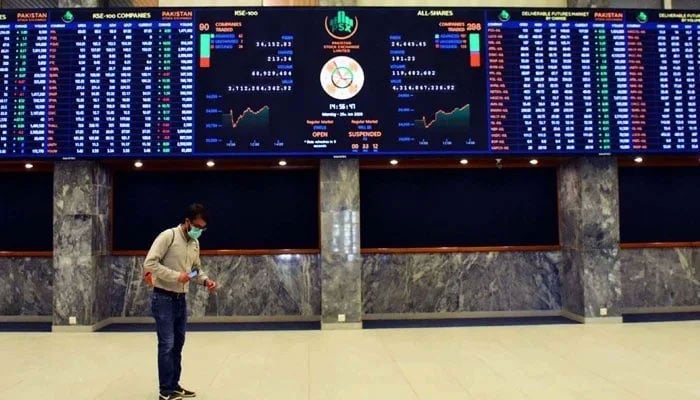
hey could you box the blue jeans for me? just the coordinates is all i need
[151,290,187,395]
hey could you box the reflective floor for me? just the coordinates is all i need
[0,321,698,399]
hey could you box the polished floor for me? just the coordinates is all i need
[0,321,698,400]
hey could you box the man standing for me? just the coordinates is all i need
[144,204,217,400]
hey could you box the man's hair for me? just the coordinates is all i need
[186,203,208,223]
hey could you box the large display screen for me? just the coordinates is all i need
[195,8,488,156]
[0,7,698,158]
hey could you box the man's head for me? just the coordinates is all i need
[184,203,207,239]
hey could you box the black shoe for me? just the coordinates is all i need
[174,386,196,398]
[159,393,183,400]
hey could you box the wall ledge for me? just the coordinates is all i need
[363,310,561,320]
[561,310,623,324]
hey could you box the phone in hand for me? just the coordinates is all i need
[188,269,199,279]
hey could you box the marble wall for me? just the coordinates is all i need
[58,0,99,6]
[10,246,700,320]
[363,252,562,314]
[319,0,355,6]
[355,0,566,6]
[108,255,321,318]
[2,0,58,7]
[0,258,53,316]
[567,0,609,7]
[361,157,627,320]
[568,0,664,7]
[621,248,700,309]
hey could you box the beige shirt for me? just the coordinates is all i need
[143,225,209,293]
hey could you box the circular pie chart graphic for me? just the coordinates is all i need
[320,56,365,100]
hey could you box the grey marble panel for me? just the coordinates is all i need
[94,166,113,322]
[198,255,321,316]
[58,0,100,6]
[109,0,158,6]
[579,158,619,250]
[109,256,150,317]
[560,249,585,316]
[94,262,112,322]
[52,214,97,325]
[320,159,359,212]
[97,183,111,216]
[0,257,53,316]
[54,214,95,259]
[610,0,662,8]
[108,255,321,318]
[568,0,610,6]
[558,163,582,214]
[363,253,460,314]
[674,0,700,9]
[319,0,357,6]
[622,248,700,309]
[461,252,562,312]
[2,0,58,9]
[559,206,582,251]
[52,162,111,326]
[559,158,619,251]
[95,213,110,256]
[362,252,562,315]
[558,163,582,249]
[53,254,98,325]
[53,162,98,217]
[322,253,362,323]
[558,158,621,318]
[581,248,622,317]
[321,211,359,255]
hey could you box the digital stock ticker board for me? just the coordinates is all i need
[0,7,699,159]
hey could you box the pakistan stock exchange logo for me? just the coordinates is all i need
[325,10,359,40]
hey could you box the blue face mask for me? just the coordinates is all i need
[187,224,204,240]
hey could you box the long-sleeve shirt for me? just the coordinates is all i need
[143,225,209,293]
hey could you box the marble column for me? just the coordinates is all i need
[573,0,666,7]
[559,158,622,320]
[51,0,108,330]
[319,0,356,6]
[320,159,361,329]
[53,162,111,328]
[316,0,360,328]
[565,0,622,324]
[263,0,319,4]
[567,0,610,7]
[59,0,100,6]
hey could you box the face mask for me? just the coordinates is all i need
[187,225,203,240]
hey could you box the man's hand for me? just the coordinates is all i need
[205,279,217,292]
[178,272,191,284]
[144,272,153,286]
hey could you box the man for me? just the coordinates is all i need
[144,204,217,400]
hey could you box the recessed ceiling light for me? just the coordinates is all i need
[460,159,469,165]
[134,161,143,168]
[206,160,215,167]
[634,156,643,163]
[390,159,399,165]
[529,159,539,165]
[278,160,287,166]
[24,163,33,169]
